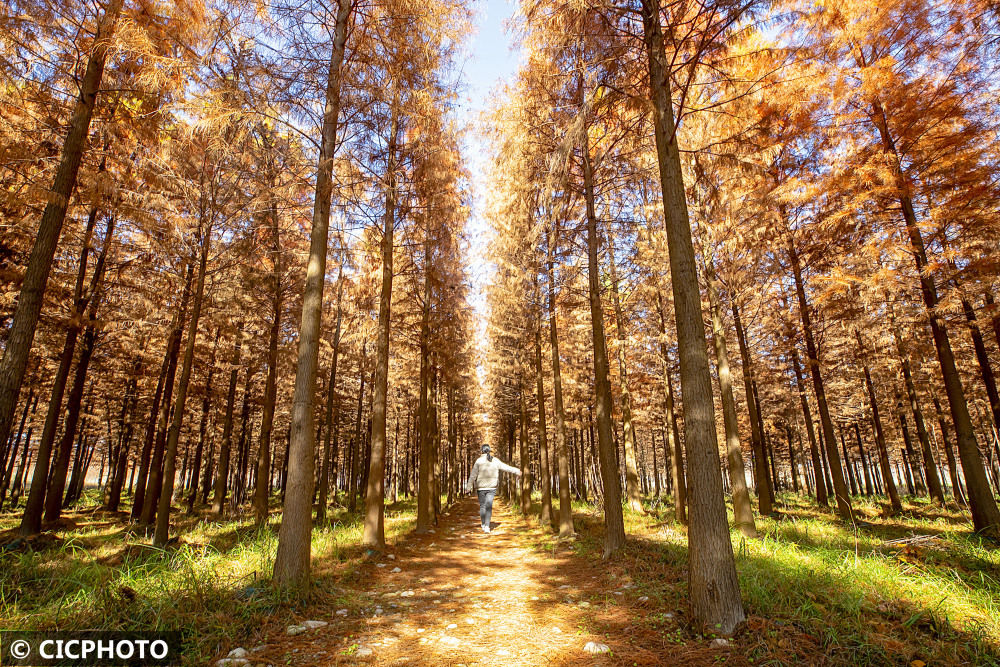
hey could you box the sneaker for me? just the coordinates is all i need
[482,526,490,534]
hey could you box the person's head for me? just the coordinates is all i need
[481,444,492,462]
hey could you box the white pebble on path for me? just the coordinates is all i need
[583,642,610,654]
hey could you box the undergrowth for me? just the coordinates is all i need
[541,491,1000,666]
[3,488,1000,666]
[0,494,418,665]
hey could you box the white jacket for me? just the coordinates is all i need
[466,454,520,491]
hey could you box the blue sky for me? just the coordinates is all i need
[457,0,522,340]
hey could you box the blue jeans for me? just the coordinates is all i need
[478,489,496,529]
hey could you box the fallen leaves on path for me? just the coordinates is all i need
[235,498,746,666]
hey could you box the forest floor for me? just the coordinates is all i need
[211,493,1000,667]
[234,495,707,667]
[3,492,1000,666]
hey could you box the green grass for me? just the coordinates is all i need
[4,488,1000,666]
[532,490,1000,666]
[0,492,419,665]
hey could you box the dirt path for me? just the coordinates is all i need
[244,497,696,666]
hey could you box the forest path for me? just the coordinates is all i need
[249,497,676,666]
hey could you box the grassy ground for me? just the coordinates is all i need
[0,490,419,664]
[549,492,1000,666]
[3,489,999,665]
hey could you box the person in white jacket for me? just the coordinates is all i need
[465,445,521,533]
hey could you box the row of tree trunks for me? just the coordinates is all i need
[0,0,125,462]
[23,208,116,531]
[316,271,344,525]
[153,213,213,547]
[786,234,854,521]
[867,93,1000,537]
[138,263,194,531]
[253,194,284,528]
[187,331,220,514]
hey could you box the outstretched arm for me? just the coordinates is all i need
[496,459,521,476]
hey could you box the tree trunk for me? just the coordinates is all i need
[641,0,744,632]
[786,426,800,493]
[932,396,966,505]
[607,228,643,513]
[731,300,773,514]
[838,426,857,496]
[42,211,116,525]
[131,325,174,521]
[896,399,926,497]
[349,351,366,513]
[519,387,531,512]
[889,306,944,504]
[0,0,124,452]
[787,238,852,520]
[66,416,95,506]
[534,279,554,529]
[656,288,686,524]
[651,428,661,497]
[703,251,756,537]
[790,346,826,506]
[9,423,36,508]
[154,221,211,547]
[958,293,1000,438]
[855,330,902,513]
[140,263,194,529]
[254,206,283,528]
[273,0,352,589]
[578,75,625,558]
[233,390,255,506]
[1,389,35,508]
[766,431,779,495]
[211,334,243,518]
[187,329,219,514]
[430,368,441,522]
[104,355,141,512]
[391,408,400,504]
[18,206,100,533]
[869,96,1000,535]
[416,228,434,532]
[546,221,574,537]
[317,271,344,523]
[853,422,874,496]
[362,113,398,550]
[44,319,99,522]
